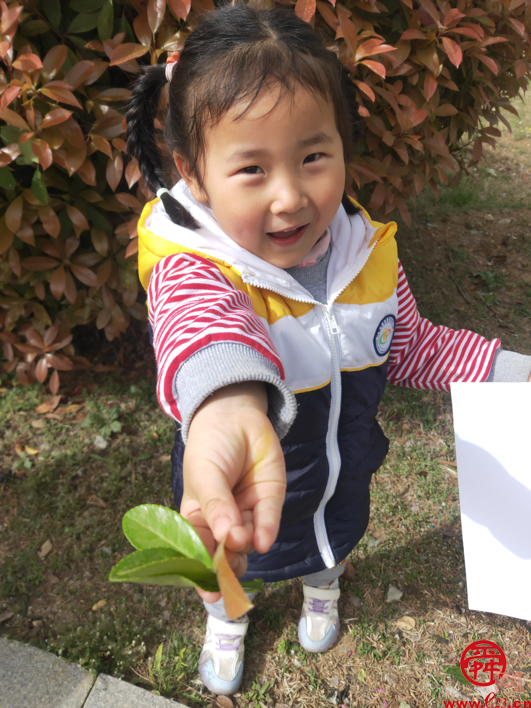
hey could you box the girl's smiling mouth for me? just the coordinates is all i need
[267,224,308,246]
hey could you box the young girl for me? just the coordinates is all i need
[127,6,531,696]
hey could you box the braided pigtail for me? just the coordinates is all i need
[126,65,199,229]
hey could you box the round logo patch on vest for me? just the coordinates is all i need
[373,315,396,357]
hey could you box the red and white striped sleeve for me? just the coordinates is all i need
[147,252,284,421]
[387,261,500,391]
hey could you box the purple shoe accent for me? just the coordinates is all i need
[215,633,243,651]
[309,599,329,614]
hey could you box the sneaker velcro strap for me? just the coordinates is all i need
[303,585,340,601]
[208,616,249,635]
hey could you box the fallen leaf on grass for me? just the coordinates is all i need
[31,420,46,430]
[87,495,107,509]
[0,611,13,624]
[38,539,53,559]
[47,573,60,584]
[14,442,23,456]
[55,404,84,416]
[35,396,61,414]
[216,697,235,708]
[213,537,253,620]
[25,446,39,455]
[158,454,171,463]
[92,599,107,611]
[343,560,356,581]
[44,413,61,420]
[396,616,415,630]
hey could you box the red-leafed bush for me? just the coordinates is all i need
[1,0,530,391]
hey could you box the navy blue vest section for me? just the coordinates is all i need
[170,361,389,583]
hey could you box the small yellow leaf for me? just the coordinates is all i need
[38,539,53,559]
[25,446,39,455]
[396,615,416,630]
[92,599,107,611]
[213,537,253,621]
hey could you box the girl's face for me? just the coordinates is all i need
[179,85,346,269]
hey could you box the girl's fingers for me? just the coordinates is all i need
[252,488,286,553]
[184,457,249,545]
[196,587,222,603]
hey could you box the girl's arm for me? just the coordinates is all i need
[182,381,286,603]
[387,261,502,389]
[147,251,297,439]
[147,252,296,591]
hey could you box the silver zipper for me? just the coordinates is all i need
[242,240,379,567]
[313,302,343,567]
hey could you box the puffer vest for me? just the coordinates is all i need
[138,181,398,582]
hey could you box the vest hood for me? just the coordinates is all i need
[138,180,396,302]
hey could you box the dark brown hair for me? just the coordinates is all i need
[127,5,363,227]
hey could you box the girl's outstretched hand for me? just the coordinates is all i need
[181,382,286,603]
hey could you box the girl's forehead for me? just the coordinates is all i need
[224,84,332,124]
[201,87,340,162]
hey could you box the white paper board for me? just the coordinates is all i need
[451,383,531,621]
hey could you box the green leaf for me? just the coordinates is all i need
[110,420,121,433]
[85,204,112,231]
[68,35,89,48]
[69,0,105,10]
[443,665,470,686]
[68,11,100,33]
[42,0,61,28]
[20,19,50,36]
[1,125,23,146]
[153,642,163,673]
[17,141,39,165]
[0,167,16,190]
[118,13,135,43]
[109,547,219,591]
[31,170,49,205]
[241,578,264,593]
[137,452,152,461]
[98,0,114,41]
[122,505,213,568]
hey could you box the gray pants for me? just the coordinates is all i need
[204,561,346,622]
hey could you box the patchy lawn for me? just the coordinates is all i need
[1,98,531,708]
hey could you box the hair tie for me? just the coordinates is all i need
[157,187,170,198]
[165,51,180,82]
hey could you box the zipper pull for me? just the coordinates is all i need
[327,305,339,335]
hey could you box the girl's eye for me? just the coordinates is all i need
[241,166,263,174]
[304,153,321,164]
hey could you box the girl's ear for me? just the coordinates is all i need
[174,153,208,203]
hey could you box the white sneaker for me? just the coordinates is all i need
[298,583,340,652]
[198,615,248,695]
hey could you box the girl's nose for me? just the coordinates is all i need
[270,177,308,215]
